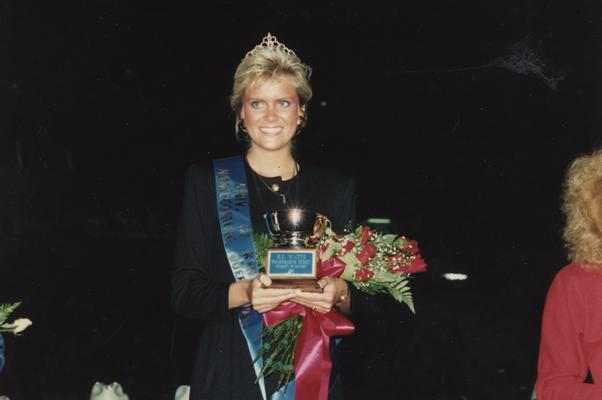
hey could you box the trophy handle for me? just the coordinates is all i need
[264,212,280,238]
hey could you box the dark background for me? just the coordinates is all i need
[1,0,601,399]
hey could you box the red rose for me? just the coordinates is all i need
[406,255,427,273]
[387,254,427,274]
[357,244,377,265]
[359,227,372,246]
[403,239,420,255]
[354,268,375,282]
[342,240,355,254]
[395,255,426,273]
[365,244,377,257]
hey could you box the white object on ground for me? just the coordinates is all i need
[175,385,190,400]
[89,382,129,400]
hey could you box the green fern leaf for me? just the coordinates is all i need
[0,301,21,325]
[254,233,276,270]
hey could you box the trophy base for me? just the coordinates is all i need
[269,279,323,293]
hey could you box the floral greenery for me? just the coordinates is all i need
[254,232,299,388]
[252,220,426,389]
[314,222,427,313]
[0,302,20,326]
[253,314,303,389]
[253,233,276,273]
[0,302,32,335]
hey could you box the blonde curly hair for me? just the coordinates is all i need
[562,148,602,268]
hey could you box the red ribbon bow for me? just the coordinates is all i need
[263,255,355,400]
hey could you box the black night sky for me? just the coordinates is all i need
[1,1,601,399]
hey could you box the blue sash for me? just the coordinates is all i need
[0,334,5,375]
[213,156,296,400]
[213,156,266,399]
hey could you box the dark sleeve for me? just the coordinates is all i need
[171,164,233,321]
[331,175,357,233]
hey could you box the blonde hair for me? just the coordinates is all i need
[562,148,602,268]
[230,45,313,143]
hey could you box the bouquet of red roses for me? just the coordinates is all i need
[253,215,426,393]
[308,215,426,313]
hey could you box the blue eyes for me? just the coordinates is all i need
[249,100,291,109]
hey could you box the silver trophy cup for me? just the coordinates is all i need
[263,209,322,292]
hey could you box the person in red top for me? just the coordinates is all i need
[535,148,602,399]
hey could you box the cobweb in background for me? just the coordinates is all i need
[492,33,566,90]
[395,33,566,90]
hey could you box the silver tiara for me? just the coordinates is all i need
[245,33,296,58]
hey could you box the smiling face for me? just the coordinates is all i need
[240,76,304,154]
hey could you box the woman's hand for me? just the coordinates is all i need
[249,273,298,313]
[292,277,350,314]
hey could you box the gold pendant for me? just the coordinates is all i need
[271,183,280,192]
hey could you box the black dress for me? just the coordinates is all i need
[171,158,357,400]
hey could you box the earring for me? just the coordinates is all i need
[296,115,307,135]
[237,119,248,134]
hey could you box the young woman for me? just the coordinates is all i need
[171,33,356,400]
